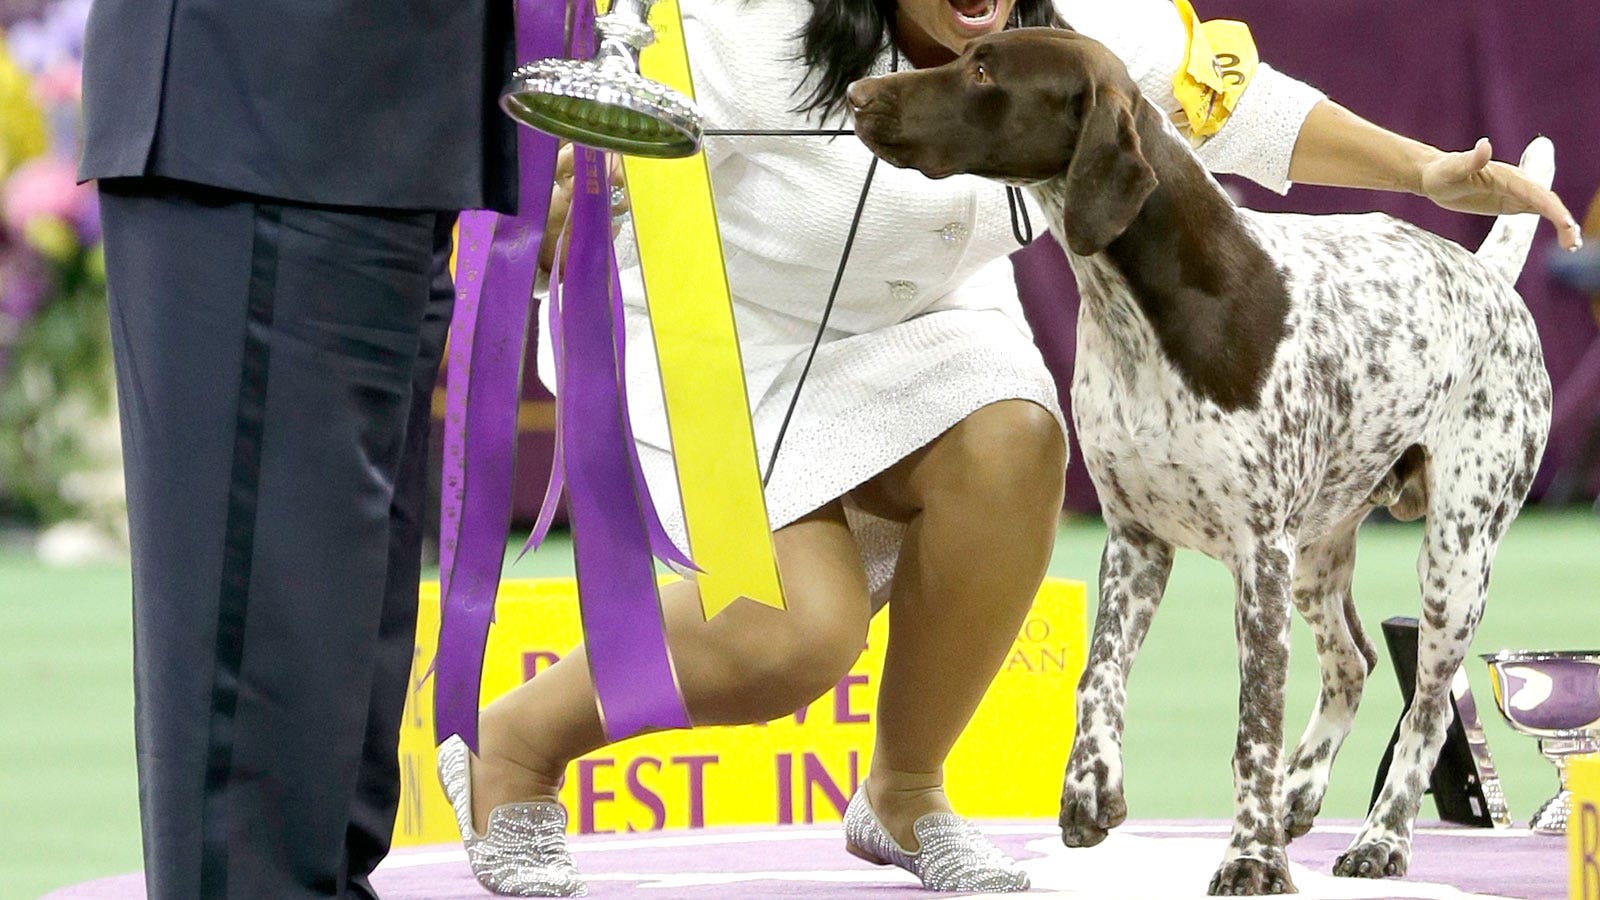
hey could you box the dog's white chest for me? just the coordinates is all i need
[1069,274,1254,553]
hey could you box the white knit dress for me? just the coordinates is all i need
[538,0,1327,598]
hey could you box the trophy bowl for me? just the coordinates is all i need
[1482,650,1600,834]
[500,0,704,159]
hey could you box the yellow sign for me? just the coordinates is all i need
[1574,753,1600,900]
[623,0,786,619]
[396,577,1087,843]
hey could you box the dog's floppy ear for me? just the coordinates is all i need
[1061,88,1157,256]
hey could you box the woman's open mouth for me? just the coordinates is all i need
[946,0,1000,37]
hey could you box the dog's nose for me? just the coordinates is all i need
[846,78,875,112]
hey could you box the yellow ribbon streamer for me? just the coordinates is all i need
[1171,0,1259,142]
[624,0,787,618]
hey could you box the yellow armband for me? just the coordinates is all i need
[1171,0,1259,142]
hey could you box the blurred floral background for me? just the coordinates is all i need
[0,0,123,564]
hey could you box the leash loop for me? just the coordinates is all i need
[1007,185,1034,245]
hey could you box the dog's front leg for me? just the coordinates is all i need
[1209,540,1297,896]
[1060,518,1172,848]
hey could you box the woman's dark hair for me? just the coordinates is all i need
[793,0,1065,119]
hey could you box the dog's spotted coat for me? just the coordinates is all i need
[1052,204,1550,891]
[850,28,1553,895]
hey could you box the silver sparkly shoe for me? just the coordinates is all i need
[436,735,587,897]
[843,784,1030,892]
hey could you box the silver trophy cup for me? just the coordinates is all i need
[501,0,704,158]
[1482,650,1600,834]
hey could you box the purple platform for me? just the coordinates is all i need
[45,820,1567,899]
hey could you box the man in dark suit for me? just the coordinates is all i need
[79,2,518,896]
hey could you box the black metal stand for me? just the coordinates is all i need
[1370,617,1510,827]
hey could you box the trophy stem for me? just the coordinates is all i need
[606,0,651,22]
[595,0,654,72]
[1530,739,1593,835]
[1529,789,1574,835]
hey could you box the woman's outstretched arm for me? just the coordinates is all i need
[1287,99,1582,250]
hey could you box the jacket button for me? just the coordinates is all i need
[888,280,918,303]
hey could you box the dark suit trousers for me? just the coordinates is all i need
[99,177,455,899]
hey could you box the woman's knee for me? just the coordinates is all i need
[722,603,866,710]
[931,401,1066,505]
[724,501,871,707]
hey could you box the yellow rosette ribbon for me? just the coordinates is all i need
[1171,0,1260,143]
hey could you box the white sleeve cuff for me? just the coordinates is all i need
[1195,63,1326,195]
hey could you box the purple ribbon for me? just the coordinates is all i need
[517,223,696,574]
[607,245,699,574]
[434,0,565,751]
[438,214,495,599]
[563,139,691,736]
[436,0,695,750]
[514,227,569,562]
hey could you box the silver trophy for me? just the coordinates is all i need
[1482,650,1600,834]
[501,0,704,158]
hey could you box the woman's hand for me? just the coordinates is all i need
[540,143,632,272]
[1421,138,1582,250]
[1288,102,1583,251]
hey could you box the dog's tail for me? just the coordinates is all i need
[1474,136,1556,285]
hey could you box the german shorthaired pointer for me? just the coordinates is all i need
[850,28,1553,895]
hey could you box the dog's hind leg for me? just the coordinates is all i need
[1209,537,1297,896]
[1282,514,1374,840]
[1335,446,1531,879]
[1059,517,1172,848]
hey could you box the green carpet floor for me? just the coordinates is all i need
[2,510,1595,898]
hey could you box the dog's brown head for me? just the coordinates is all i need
[849,28,1157,256]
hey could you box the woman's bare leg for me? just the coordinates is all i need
[853,401,1066,849]
[469,500,871,832]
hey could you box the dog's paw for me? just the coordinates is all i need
[1057,776,1126,848]
[1332,839,1408,879]
[1207,856,1296,895]
[1281,783,1323,841]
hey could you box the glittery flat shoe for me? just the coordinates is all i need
[843,784,1030,892]
[436,735,586,897]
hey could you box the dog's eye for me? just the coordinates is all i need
[973,63,989,84]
